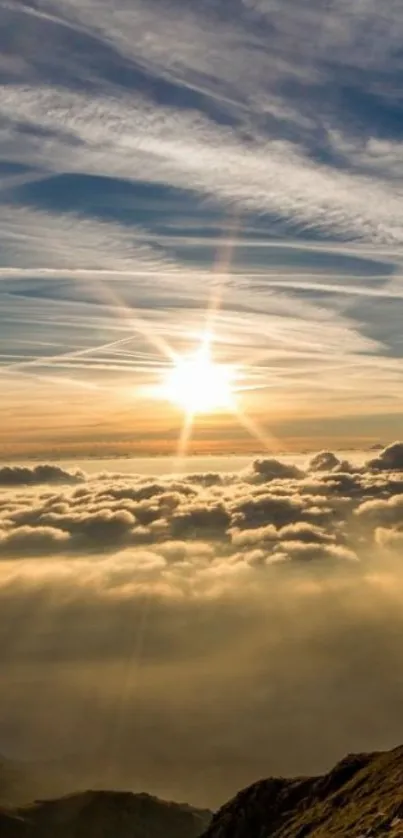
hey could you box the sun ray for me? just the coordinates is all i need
[77,273,178,363]
[204,213,240,340]
[154,210,287,460]
[175,408,195,466]
[0,271,178,390]
[232,401,284,453]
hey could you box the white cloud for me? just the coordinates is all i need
[0,444,402,570]
[2,0,403,244]
[2,83,403,244]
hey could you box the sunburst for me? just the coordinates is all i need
[162,338,236,415]
[0,215,280,460]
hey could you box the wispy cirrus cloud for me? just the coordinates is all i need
[2,83,403,243]
[1,0,403,241]
[1,0,403,454]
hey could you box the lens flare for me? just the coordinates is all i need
[163,342,235,415]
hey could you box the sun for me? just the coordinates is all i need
[163,343,235,415]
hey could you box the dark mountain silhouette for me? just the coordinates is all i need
[4,745,403,837]
[1,790,210,837]
[200,746,403,838]
[0,809,28,836]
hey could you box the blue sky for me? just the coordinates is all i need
[1,0,403,456]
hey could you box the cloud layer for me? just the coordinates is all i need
[1,444,403,564]
[2,446,403,805]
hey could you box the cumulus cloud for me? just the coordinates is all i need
[275,541,357,564]
[246,457,304,482]
[366,441,403,471]
[0,524,71,557]
[0,464,84,486]
[309,451,343,472]
[355,494,403,527]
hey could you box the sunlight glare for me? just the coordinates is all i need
[163,342,235,415]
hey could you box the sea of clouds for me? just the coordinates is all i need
[1,444,403,806]
[1,443,403,567]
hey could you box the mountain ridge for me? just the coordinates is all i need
[1,789,211,837]
[200,746,403,838]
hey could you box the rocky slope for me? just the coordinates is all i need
[1,790,210,837]
[201,746,403,838]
